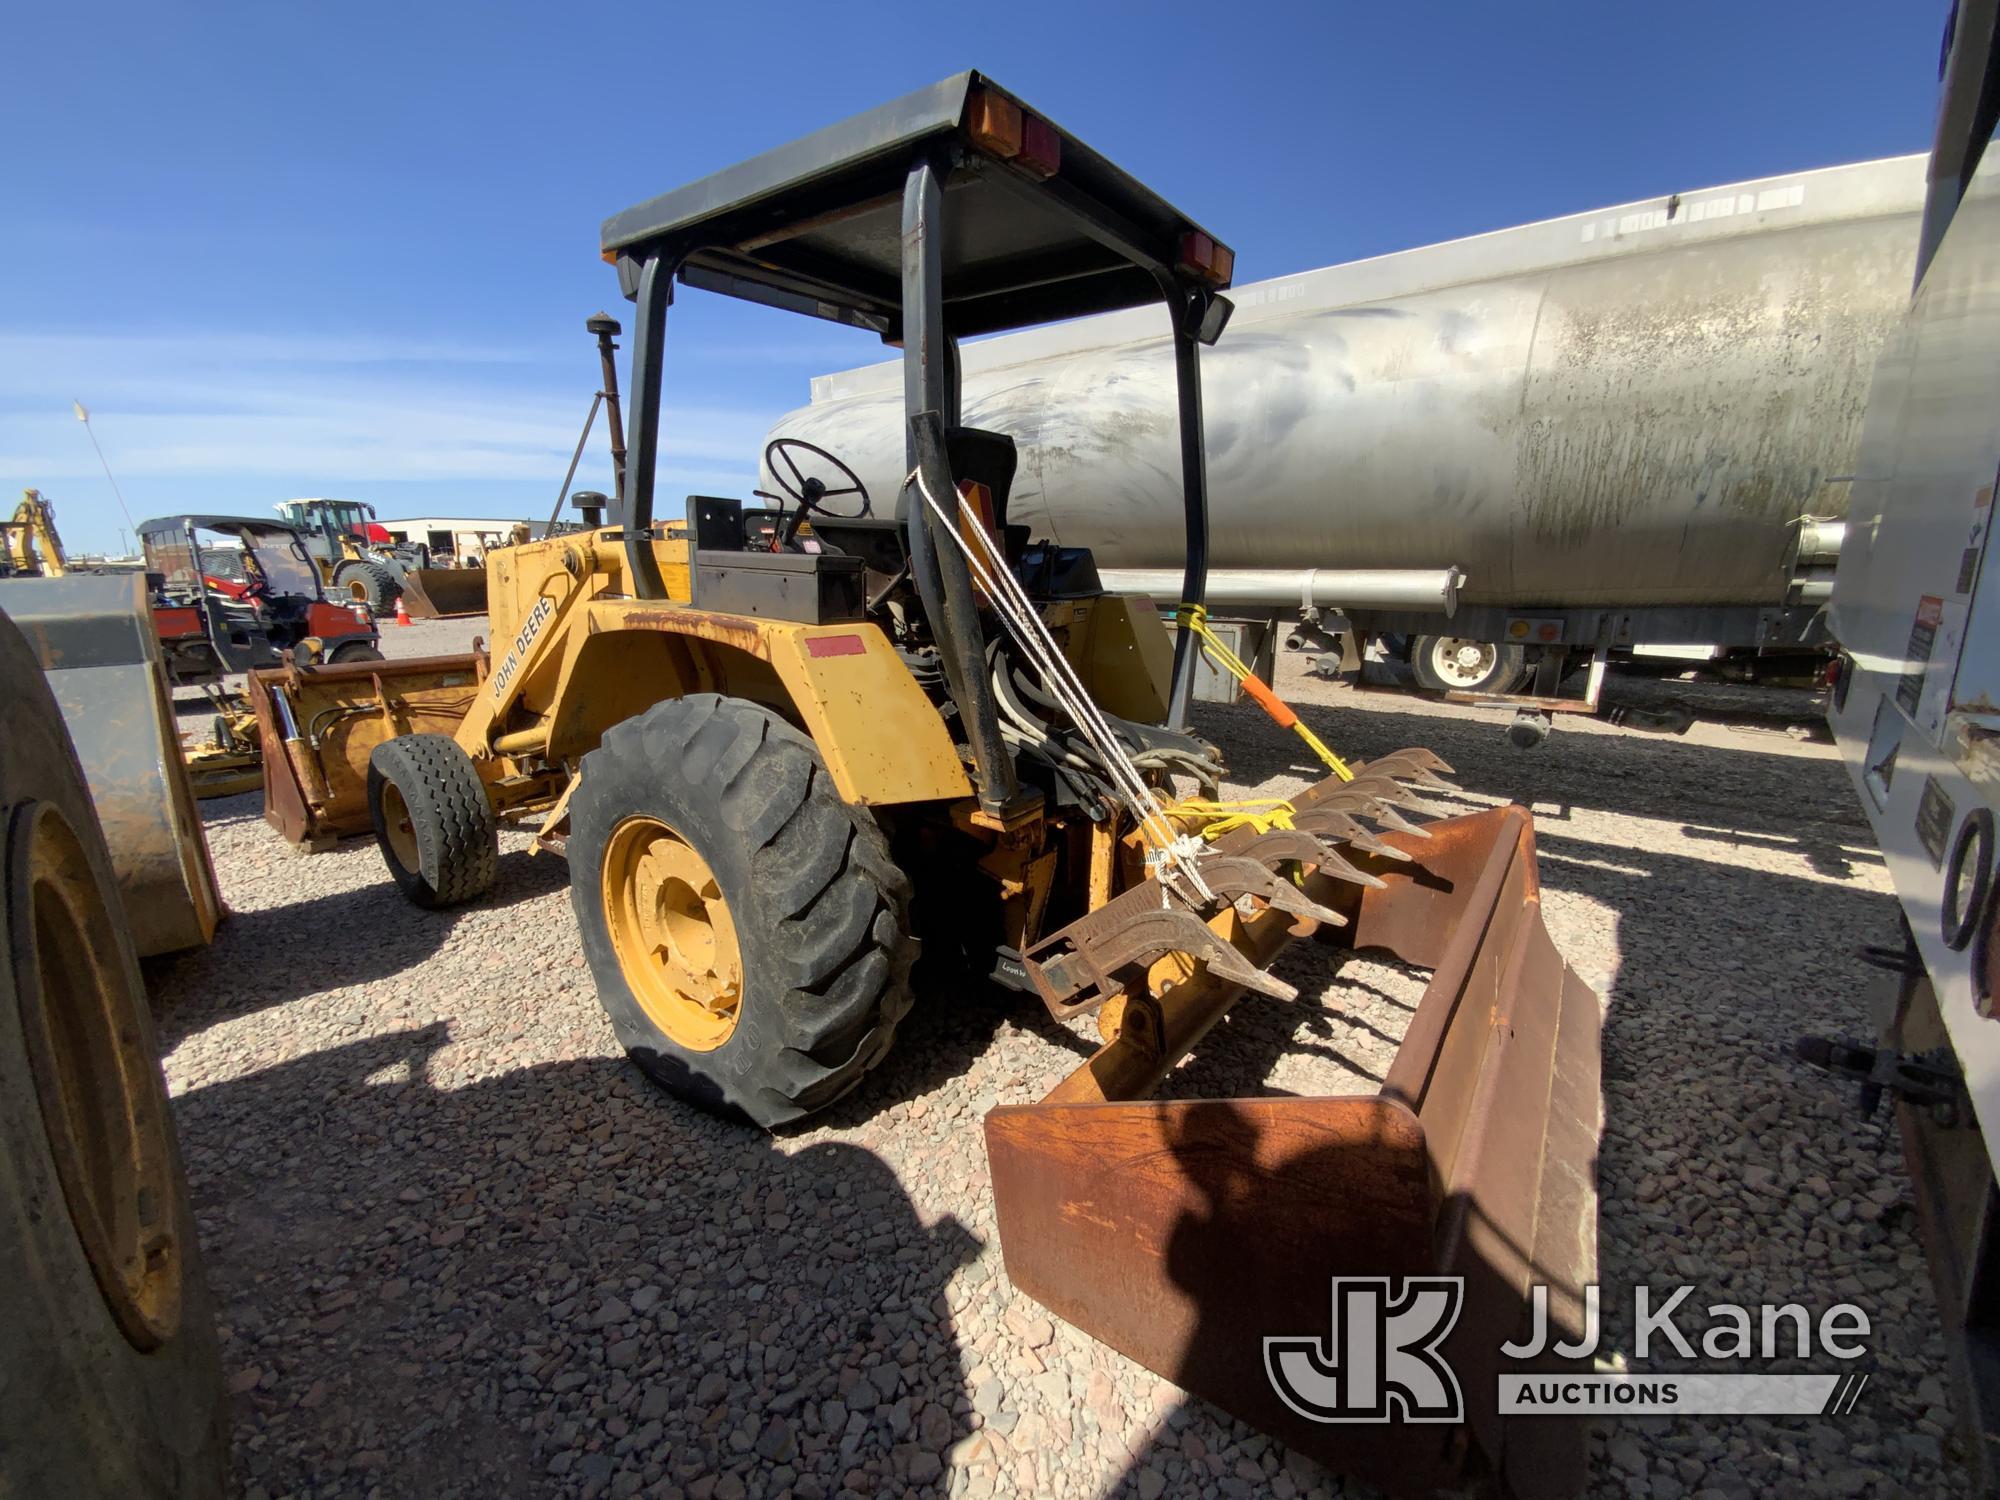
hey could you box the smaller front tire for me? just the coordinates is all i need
[328,640,384,664]
[367,734,497,908]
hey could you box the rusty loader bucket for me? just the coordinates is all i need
[247,653,485,847]
[397,567,488,620]
[989,764,1602,1499]
[0,574,222,956]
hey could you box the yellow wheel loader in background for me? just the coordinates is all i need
[247,74,1602,1498]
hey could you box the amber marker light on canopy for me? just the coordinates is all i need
[1178,231,1234,286]
[968,87,1024,159]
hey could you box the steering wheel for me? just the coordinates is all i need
[754,439,871,552]
[235,553,271,604]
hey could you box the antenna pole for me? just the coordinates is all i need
[73,401,137,537]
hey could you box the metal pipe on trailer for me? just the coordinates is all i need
[1098,565,1465,615]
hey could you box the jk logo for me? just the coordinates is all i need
[1265,1277,1465,1423]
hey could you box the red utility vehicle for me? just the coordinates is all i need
[139,514,382,685]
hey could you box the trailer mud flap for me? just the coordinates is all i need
[985,804,1602,1500]
[398,568,488,620]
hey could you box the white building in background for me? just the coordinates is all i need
[377,516,550,564]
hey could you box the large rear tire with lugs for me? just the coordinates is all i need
[333,559,398,616]
[569,694,916,1128]
[0,610,227,1498]
[367,734,498,909]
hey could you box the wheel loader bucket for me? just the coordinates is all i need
[246,652,485,847]
[987,799,1601,1500]
[0,574,222,956]
[397,567,488,620]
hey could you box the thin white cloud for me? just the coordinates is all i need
[0,328,544,376]
[0,328,775,485]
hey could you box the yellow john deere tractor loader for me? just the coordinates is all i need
[247,74,1602,1498]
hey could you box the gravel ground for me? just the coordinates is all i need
[150,621,1958,1499]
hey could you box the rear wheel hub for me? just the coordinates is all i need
[1431,637,1498,688]
[602,818,742,1050]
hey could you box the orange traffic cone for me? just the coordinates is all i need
[394,592,413,627]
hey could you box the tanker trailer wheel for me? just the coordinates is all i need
[366,734,498,909]
[1410,634,1526,695]
[569,694,916,1128]
[333,559,398,616]
[0,612,227,1499]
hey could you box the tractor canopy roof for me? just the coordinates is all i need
[599,71,1233,340]
[138,515,308,539]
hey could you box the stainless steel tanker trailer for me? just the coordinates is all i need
[764,152,1926,730]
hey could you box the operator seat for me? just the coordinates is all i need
[936,426,1019,529]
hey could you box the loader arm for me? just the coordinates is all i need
[451,556,589,757]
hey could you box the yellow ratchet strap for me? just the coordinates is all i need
[1170,797,1298,841]
[1175,603,1353,781]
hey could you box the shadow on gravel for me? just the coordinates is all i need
[150,848,573,1044]
[176,1026,982,1499]
[190,788,273,830]
[1196,685,1871,872]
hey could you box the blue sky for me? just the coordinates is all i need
[4,2,1944,554]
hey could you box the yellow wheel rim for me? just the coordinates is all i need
[380,781,420,871]
[348,578,370,602]
[601,817,743,1050]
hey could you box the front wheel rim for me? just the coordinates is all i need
[601,817,743,1050]
[1430,637,1499,688]
[380,782,420,871]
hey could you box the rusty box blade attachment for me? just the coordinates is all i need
[989,804,1603,1500]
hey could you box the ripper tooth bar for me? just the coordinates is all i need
[1230,827,1385,890]
[1289,806,1412,860]
[1354,746,1455,783]
[1022,754,1467,1023]
[1027,885,1299,1021]
[1197,853,1347,930]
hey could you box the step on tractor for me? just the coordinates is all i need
[246,74,1602,1497]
